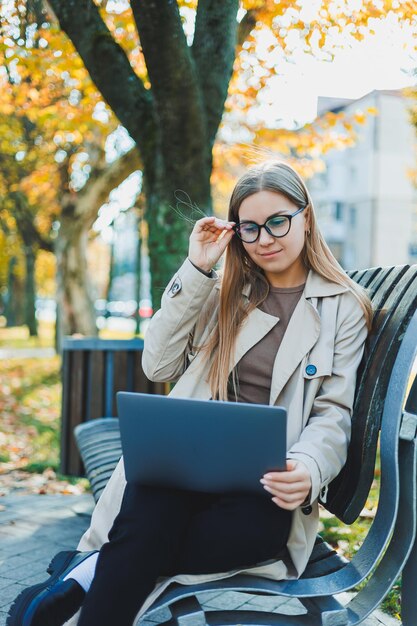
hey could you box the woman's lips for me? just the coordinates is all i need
[259,250,282,258]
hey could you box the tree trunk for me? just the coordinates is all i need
[24,246,38,336]
[134,208,142,335]
[55,217,97,343]
[53,147,141,346]
[46,0,241,309]
[8,191,52,334]
[144,155,212,309]
[5,257,24,327]
[106,241,115,302]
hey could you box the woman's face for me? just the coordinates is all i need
[237,190,309,288]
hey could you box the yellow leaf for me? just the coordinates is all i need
[354,112,366,124]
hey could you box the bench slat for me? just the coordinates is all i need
[74,417,122,502]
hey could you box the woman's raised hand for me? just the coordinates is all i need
[188,216,235,273]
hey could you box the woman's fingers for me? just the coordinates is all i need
[189,216,236,270]
[263,485,304,502]
[260,461,312,509]
[262,462,311,486]
[262,483,306,500]
[263,484,309,510]
[271,496,304,511]
[261,480,307,494]
[194,216,234,229]
[194,217,235,238]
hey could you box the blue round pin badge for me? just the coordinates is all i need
[305,364,317,376]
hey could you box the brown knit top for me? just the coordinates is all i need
[228,282,306,405]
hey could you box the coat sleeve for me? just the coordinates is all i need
[286,290,369,504]
[142,257,219,383]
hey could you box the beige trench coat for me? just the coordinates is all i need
[65,258,368,626]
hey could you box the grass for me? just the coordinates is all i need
[0,322,142,349]
[0,320,55,349]
[0,352,89,492]
[0,354,61,469]
[100,327,142,340]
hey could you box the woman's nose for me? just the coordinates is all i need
[258,226,275,245]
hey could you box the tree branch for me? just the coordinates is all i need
[46,0,157,165]
[75,146,142,227]
[130,0,208,175]
[192,0,239,148]
[9,191,54,252]
[237,9,259,47]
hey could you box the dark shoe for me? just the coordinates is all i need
[7,550,98,626]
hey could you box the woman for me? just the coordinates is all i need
[8,160,372,626]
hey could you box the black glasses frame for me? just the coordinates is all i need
[233,206,306,243]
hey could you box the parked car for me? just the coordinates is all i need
[138,299,153,319]
[94,299,153,320]
[35,298,57,322]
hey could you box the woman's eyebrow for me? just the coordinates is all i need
[239,211,289,223]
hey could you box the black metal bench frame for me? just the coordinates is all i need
[71,264,417,626]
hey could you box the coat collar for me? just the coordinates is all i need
[238,268,349,299]
[303,268,348,298]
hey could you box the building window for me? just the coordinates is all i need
[334,201,343,221]
[328,241,343,264]
[350,206,356,227]
[409,243,417,260]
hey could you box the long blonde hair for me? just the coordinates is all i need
[205,160,373,401]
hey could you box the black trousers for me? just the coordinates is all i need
[78,483,292,626]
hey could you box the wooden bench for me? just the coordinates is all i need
[72,264,417,625]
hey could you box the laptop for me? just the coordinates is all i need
[117,392,287,497]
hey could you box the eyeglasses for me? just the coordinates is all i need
[233,206,306,243]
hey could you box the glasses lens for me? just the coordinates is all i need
[237,223,259,243]
[266,216,290,237]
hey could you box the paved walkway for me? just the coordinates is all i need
[0,494,400,626]
[0,348,56,360]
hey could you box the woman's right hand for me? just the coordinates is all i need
[188,216,236,273]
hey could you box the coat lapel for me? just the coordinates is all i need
[173,305,279,401]
[230,306,279,372]
[269,296,319,405]
[268,269,349,404]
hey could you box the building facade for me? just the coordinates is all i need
[308,90,417,270]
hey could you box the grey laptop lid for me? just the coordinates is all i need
[117,392,287,496]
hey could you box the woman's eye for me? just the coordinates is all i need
[240,224,258,234]
[268,217,287,227]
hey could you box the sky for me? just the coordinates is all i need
[255,9,416,128]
